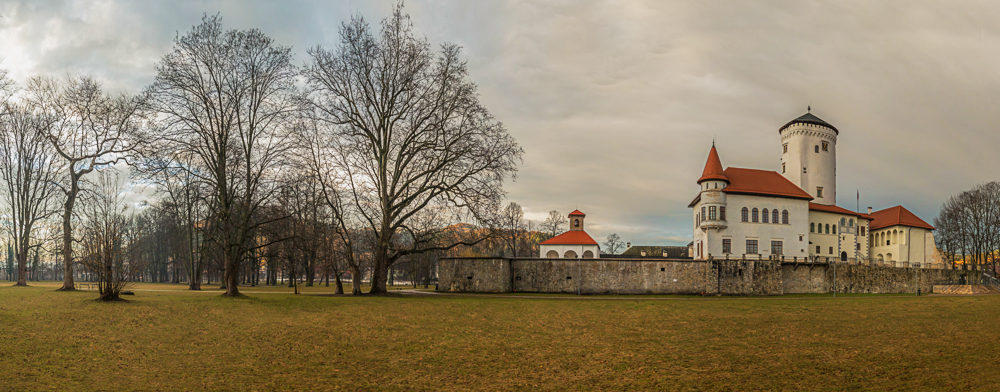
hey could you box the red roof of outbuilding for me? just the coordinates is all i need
[868,206,935,231]
[568,210,586,217]
[697,145,728,183]
[808,203,873,220]
[539,230,599,246]
[722,168,813,200]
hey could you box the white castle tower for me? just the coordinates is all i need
[779,108,837,206]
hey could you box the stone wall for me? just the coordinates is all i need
[439,257,786,295]
[438,257,983,296]
[781,262,982,294]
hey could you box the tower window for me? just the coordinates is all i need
[822,141,829,151]
[702,206,706,220]
[709,206,717,220]
[783,143,788,153]
[815,145,819,153]
[720,207,726,221]
[782,163,786,173]
[574,219,580,228]
[860,227,866,236]
[817,187,824,198]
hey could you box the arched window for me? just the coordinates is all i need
[825,224,830,234]
[741,207,748,222]
[840,218,846,227]
[564,250,577,258]
[815,145,819,153]
[752,208,759,222]
[849,219,854,227]
[782,210,789,224]
[833,226,837,234]
[762,209,769,223]
[810,222,815,232]
[582,250,594,259]
[546,250,559,258]
[772,209,779,224]
[574,219,580,228]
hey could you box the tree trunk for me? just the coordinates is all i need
[223,252,241,296]
[350,264,362,295]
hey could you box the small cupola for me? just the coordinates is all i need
[568,210,586,231]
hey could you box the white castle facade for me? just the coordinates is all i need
[690,111,940,266]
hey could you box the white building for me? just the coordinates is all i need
[539,210,601,259]
[690,110,940,265]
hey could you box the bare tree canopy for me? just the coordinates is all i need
[935,181,1000,273]
[145,14,298,297]
[540,210,567,239]
[604,233,624,255]
[79,171,143,301]
[0,101,60,286]
[25,75,147,291]
[302,5,522,294]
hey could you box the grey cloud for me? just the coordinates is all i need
[2,0,997,247]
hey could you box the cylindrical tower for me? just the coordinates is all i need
[779,110,837,205]
[697,144,728,230]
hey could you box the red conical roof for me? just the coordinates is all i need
[568,210,586,217]
[697,145,728,184]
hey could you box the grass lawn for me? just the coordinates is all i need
[1,282,997,391]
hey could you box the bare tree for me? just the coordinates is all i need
[500,202,524,257]
[540,210,567,239]
[78,170,142,301]
[302,5,522,293]
[0,102,60,286]
[25,76,146,291]
[603,233,624,255]
[146,15,297,297]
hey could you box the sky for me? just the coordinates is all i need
[2,0,999,246]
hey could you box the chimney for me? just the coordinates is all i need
[626,242,631,249]
[867,207,872,215]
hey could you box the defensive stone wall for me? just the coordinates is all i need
[438,257,983,296]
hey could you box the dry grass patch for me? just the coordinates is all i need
[1,284,997,391]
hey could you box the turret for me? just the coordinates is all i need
[779,108,837,205]
[697,144,728,230]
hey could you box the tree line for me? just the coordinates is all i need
[0,5,523,299]
[934,181,1000,274]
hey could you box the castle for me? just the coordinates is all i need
[689,110,940,266]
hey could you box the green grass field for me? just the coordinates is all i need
[1,282,997,391]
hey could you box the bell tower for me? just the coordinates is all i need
[568,210,586,231]
[779,108,837,205]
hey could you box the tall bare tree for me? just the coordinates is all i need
[146,15,297,296]
[302,5,522,293]
[500,202,524,257]
[603,233,624,255]
[0,102,60,286]
[25,76,146,291]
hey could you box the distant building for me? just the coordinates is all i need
[539,210,600,258]
[689,110,940,265]
[618,245,689,258]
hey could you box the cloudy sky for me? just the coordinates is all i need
[2,0,998,246]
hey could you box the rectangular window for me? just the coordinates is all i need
[723,239,731,254]
[782,163,786,173]
[817,187,824,198]
[822,141,829,151]
[771,241,783,255]
[701,206,706,220]
[860,227,866,236]
[829,246,834,255]
[720,207,726,221]
[746,240,758,254]
[783,143,788,153]
[816,245,821,254]
[856,243,860,250]
[709,206,717,220]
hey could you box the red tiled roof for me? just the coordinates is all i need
[722,168,813,200]
[809,203,873,220]
[869,205,935,231]
[539,230,599,246]
[568,210,586,217]
[697,145,728,183]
